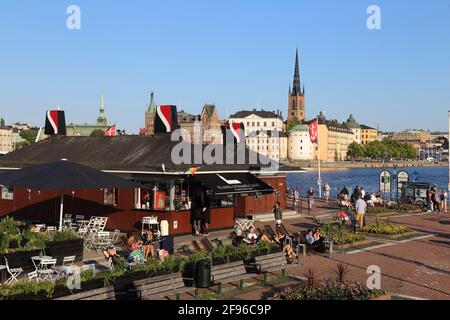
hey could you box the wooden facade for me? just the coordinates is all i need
[0,175,285,235]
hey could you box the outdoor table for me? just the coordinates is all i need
[234,218,255,232]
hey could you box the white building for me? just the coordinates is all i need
[0,126,13,154]
[288,124,313,160]
[229,109,284,136]
[246,130,288,161]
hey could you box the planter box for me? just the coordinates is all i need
[0,249,42,272]
[360,231,417,240]
[45,239,84,264]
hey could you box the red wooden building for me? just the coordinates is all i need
[0,135,287,235]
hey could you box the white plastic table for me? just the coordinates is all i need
[77,220,90,228]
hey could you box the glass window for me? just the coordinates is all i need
[104,188,118,207]
[1,185,14,200]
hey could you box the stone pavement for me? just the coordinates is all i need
[234,199,450,300]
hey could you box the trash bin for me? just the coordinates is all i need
[194,259,212,288]
[160,220,169,236]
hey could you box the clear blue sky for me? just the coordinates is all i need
[0,0,449,133]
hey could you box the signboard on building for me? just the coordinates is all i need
[379,170,391,193]
[397,171,409,195]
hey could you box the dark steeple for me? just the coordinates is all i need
[292,48,301,95]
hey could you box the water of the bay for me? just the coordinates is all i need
[286,166,448,198]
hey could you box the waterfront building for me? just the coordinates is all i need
[287,49,306,123]
[392,129,432,146]
[288,124,313,161]
[229,109,286,160]
[345,114,361,144]
[360,124,379,145]
[246,130,288,161]
[308,112,355,162]
[66,93,114,137]
[0,126,13,154]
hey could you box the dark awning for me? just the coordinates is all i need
[190,173,274,196]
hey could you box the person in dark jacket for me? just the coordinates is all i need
[199,189,211,235]
[190,190,203,236]
[273,201,283,226]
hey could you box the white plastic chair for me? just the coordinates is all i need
[4,258,23,284]
[64,214,73,221]
[54,256,76,276]
[37,258,57,281]
[46,226,57,232]
[112,229,120,242]
[75,215,85,221]
[27,271,39,282]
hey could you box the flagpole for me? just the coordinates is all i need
[317,117,322,198]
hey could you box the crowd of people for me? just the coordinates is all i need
[426,185,448,214]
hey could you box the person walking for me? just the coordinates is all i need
[323,183,331,203]
[307,187,315,212]
[200,191,211,235]
[273,201,283,226]
[355,195,367,229]
[426,188,433,212]
[294,186,301,213]
[441,189,448,214]
[190,189,205,236]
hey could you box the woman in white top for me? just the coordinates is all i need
[245,227,258,246]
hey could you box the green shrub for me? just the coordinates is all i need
[321,223,365,245]
[0,280,55,299]
[52,229,79,242]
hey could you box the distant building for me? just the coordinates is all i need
[229,109,284,136]
[392,129,432,147]
[345,114,361,144]
[66,93,113,136]
[288,124,313,161]
[360,124,378,145]
[142,92,156,136]
[178,105,224,144]
[0,126,13,154]
[229,109,286,160]
[246,130,288,161]
[287,49,306,123]
[309,112,355,162]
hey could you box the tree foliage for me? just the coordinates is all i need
[19,130,38,144]
[90,129,105,137]
[287,117,302,132]
[347,138,417,160]
[0,118,5,128]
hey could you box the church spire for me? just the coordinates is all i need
[147,92,156,114]
[97,86,107,125]
[292,48,301,95]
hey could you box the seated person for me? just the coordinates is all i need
[260,233,274,243]
[233,229,245,246]
[375,192,384,206]
[103,245,128,270]
[243,227,258,246]
[367,192,377,207]
[157,249,170,261]
[283,244,298,264]
[128,242,144,263]
[305,229,326,253]
[273,231,286,245]
[141,231,155,259]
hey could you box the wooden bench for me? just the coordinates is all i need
[55,286,117,300]
[192,240,203,252]
[129,273,195,300]
[211,260,255,294]
[247,251,298,284]
[314,214,339,225]
[200,237,215,253]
